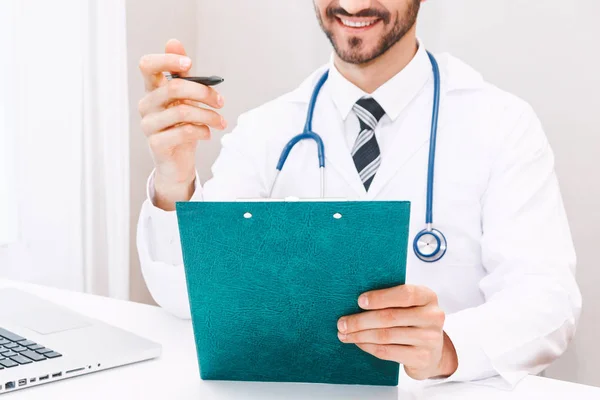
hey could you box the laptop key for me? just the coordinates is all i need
[13,346,27,353]
[18,340,36,347]
[27,344,44,351]
[0,328,26,342]
[0,339,9,346]
[0,359,18,368]
[4,342,17,349]
[20,350,46,362]
[36,348,54,354]
[10,355,33,365]
[0,346,9,353]
[3,351,17,358]
[44,352,62,359]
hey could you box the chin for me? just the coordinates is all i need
[335,46,380,65]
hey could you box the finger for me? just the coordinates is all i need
[165,38,187,57]
[165,39,190,79]
[355,343,419,364]
[358,285,437,310]
[138,78,224,116]
[339,306,444,334]
[141,104,225,136]
[339,327,434,346]
[139,53,192,91]
[148,124,211,152]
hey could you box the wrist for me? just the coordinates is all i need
[153,172,196,211]
[437,331,459,378]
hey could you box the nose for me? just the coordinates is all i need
[338,0,374,15]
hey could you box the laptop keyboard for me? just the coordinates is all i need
[0,328,62,370]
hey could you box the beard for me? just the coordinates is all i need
[316,0,420,65]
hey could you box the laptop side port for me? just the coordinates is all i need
[30,378,37,383]
[18,379,27,387]
[66,367,85,374]
[39,375,49,381]
[51,372,62,378]
[5,381,15,390]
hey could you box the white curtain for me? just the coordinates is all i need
[0,0,130,300]
[0,0,18,246]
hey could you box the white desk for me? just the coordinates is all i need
[1,279,597,399]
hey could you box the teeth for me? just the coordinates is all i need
[341,19,376,28]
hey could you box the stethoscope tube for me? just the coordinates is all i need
[425,51,440,226]
[413,52,448,263]
[270,71,329,199]
[269,51,447,263]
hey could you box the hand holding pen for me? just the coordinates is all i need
[137,39,226,211]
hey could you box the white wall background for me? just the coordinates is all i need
[193,0,331,183]
[126,0,199,304]
[186,0,599,386]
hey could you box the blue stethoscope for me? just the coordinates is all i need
[269,51,447,263]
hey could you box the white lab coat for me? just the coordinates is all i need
[137,53,581,387]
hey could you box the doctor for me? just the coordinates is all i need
[136,0,581,386]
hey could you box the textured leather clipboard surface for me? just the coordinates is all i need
[176,201,410,386]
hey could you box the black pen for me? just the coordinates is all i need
[169,74,224,86]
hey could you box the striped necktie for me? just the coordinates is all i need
[352,97,386,191]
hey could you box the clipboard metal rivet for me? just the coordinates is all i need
[244,212,253,219]
[333,213,342,219]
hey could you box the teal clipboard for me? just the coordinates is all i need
[176,201,411,386]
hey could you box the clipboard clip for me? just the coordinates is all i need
[236,197,348,203]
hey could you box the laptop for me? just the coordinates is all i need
[0,288,161,394]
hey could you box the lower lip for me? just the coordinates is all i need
[335,17,381,33]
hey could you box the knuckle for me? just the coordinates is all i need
[377,329,391,343]
[137,97,148,116]
[380,309,398,324]
[176,105,191,121]
[167,79,184,99]
[138,55,152,72]
[430,308,445,326]
[182,124,196,138]
[374,345,389,358]
[424,286,437,302]
[199,125,211,138]
[422,329,440,344]
[140,117,151,135]
[403,285,416,303]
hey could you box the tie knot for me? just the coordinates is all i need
[353,97,385,130]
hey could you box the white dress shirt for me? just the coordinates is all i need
[137,44,581,388]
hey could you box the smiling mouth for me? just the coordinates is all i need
[336,17,381,29]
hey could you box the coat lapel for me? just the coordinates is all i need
[366,87,449,199]
[312,93,366,197]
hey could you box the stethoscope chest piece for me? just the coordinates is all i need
[413,228,447,263]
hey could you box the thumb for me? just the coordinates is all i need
[165,39,191,77]
[165,38,187,56]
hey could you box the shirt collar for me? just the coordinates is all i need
[328,41,432,122]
